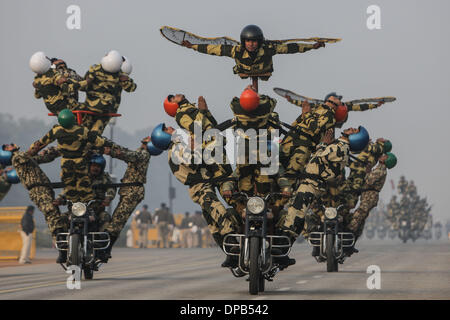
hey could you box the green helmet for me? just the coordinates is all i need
[383,140,392,153]
[385,152,397,169]
[58,109,75,128]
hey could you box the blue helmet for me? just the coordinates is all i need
[0,149,12,166]
[151,123,172,150]
[349,126,369,152]
[6,169,20,184]
[147,141,164,156]
[89,154,106,171]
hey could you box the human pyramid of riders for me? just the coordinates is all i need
[0,24,398,274]
[384,176,432,241]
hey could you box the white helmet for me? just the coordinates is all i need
[121,56,132,75]
[100,50,123,73]
[29,51,51,74]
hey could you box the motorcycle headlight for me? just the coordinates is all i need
[247,197,265,215]
[401,221,407,226]
[72,202,87,217]
[324,207,338,220]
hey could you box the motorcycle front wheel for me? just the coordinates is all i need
[326,234,338,272]
[249,237,262,295]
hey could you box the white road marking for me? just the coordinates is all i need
[296,280,308,284]
[252,296,267,300]
[276,287,291,291]
[313,275,323,279]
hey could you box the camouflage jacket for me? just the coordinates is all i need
[191,42,315,78]
[305,138,350,182]
[92,172,116,201]
[362,163,387,192]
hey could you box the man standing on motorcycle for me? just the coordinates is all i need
[346,152,397,250]
[276,126,366,244]
[162,93,240,264]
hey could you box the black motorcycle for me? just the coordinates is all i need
[377,224,387,240]
[308,206,355,272]
[55,200,110,280]
[398,217,410,243]
[222,192,291,295]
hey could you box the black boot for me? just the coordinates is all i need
[99,234,117,263]
[221,255,239,268]
[56,250,67,264]
[221,234,240,268]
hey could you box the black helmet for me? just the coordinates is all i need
[240,25,264,47]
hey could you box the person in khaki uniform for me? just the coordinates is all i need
[19,206,35,264]
[136,204,152,248]
[153,203,174,248]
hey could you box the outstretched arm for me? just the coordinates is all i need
[182,40,236,58]
[347,101,384,111]
[274,42,323,55]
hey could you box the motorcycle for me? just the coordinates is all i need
[222,192,291,295]
[55,200,110,280]
[364,223,376,239]
[434,225,442,240]
[388,226,397,239]
[398,217,410,243]
[308,206,355,272]
[377,224,387,240]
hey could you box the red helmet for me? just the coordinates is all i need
[335,104,348,123]
[239,89,260,112]
[164,96,179,117]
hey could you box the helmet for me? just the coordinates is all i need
[0,149,12,166]
[151,123,172,150]
[383,140,392,153]
[240,25,264,48]
[101,50,123,73]
[121,56,133,75]
[239,89,260,112]
[348,126,369,152]
[324,92,343,102]
[147,141,164,156]
[6,169,20,184]
[385,152,397,169]
[29,51,51,74]
[335,104,348,123]
[89,154,106,171]
[58,109,75,128]
[164,95,179,117]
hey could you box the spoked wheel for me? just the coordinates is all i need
[326,234,338,272]
[249,237,261,295]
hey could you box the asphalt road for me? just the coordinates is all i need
[0,239,449,300]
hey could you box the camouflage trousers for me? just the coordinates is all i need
[12,152,67,234]
[278,139,312,191]
[81,114,110,135]
[189,182,238,247]
[347,191,379,238]
[60,157,95,202]
[0,176,11,202]
[106,185,145,238]
[278,178,325,240]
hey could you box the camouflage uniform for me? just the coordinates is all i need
[105,145,150,239]
[113,73,137,113]
[11,151,67,234]
[190,42,316,79]
[289,99,380,113]
[278,138,350,240]
[347,163,387,238]
[0,171,11,202]
[229,95,279,196]
[30,124,112,202]
[386,196,401,229]
[397,176,408,194]
[169,100,236,246]
[33,68,86,114]
[81,64,123,134]
[278,103,336,193]
[342,141,385,209]
[91,172,116,231]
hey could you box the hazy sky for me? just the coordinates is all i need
[1,0,449,222]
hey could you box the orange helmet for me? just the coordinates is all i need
[335,104,348,123]
[239,89,260,112]
[164,95,179,117]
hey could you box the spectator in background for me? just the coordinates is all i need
[136,204,152,248]
[192,211,207,248]
[19,206,35,264]
[154,203,175,248]
[180,212,194,248]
